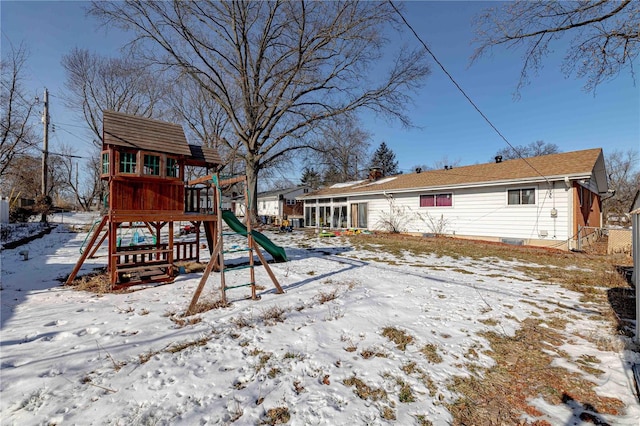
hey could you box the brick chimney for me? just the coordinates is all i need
[368,167,382,180]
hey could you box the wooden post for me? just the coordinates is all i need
[186,240,222,315]
[168,221,174,277]
[253,241,284,295]
[245,184,257,299]
[109,219,119,287]
[88,226,109,259]
[65,216,108,285]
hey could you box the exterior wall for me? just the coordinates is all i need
[258,197,280,217]
[257,187,310,220]
[573,182,602,231]
[304,180,577,247]
[366,182,571,243]
[111,180,184,212]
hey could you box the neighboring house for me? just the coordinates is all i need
[247,186,311,224]
[300,148,609,250]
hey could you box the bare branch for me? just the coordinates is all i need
[472,0,639,94]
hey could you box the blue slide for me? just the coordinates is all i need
[221,210,288,262]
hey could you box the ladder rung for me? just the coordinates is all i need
[224,264,254,271]
[225,283,254,290]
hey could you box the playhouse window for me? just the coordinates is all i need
[143,154,160,176]
[508,188,535,205]
[101,152,109,175]
[119,152,137,174]
[420,193,452,207]
[166,157,179,178]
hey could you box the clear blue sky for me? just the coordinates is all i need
[2,1,638,179]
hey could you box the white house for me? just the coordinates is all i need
[300,148,609,250]
[235,186,311,224]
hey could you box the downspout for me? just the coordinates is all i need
[566,179,574,250]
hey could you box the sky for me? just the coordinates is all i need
[2,1,638,181]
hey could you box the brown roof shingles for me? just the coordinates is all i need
[305,148,603,197]
[103,110,222,167]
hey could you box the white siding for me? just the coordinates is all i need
[259,198,280,217]
[358,180,572,242]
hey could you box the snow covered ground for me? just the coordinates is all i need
[1,213,639,425]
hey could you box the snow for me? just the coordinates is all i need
[330,180,366,189]
[1,213,639,425]
[356,177,397,187]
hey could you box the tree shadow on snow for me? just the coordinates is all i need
[1,224,87,330]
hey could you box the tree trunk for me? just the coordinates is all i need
[245,159,260,225]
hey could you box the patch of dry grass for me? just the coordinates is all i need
[381,326,415,351]
[261,306,286,325]
[446,318,625,424]
[261,406,290,425]
[187,297,229,315]
[64,269,129,294]
[315,288,339,304]
[167,336,209,354]
[360,347,388,359]
[343,375,387,401]
[345,233,632,425]
[420,344,443,364]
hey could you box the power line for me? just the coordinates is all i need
[387,1,552,189]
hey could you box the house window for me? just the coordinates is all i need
[286,199,297,205]
[420,193,452,207]
[166,157,179,178]
[143,154,160,176]
[319,206,331,227]
[305,206,316,226]
[119,152,137,174]
[508,188,535,205]
[350,203,367,228]
[101,152,109,175]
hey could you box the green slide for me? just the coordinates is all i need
[221,210,288,262]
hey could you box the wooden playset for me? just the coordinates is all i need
[66,111,286,303]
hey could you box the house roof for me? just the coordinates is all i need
[257,186,310,199]
[102,110,222,167]
[302,148,606,198]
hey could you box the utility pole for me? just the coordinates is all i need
[41,88,49,223]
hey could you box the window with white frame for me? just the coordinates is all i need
[507,188,535,205]
[419,193,452,207]
[350,202,367,228]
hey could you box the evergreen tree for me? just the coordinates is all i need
[300,167,322,189]
[370,142,399,176]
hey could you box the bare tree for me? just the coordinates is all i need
[306,114,371,185]
[61,48,170,208]
[604,149,639,222]
[1,42,37,179]
[53,146,102,211]
[494,140,560,161]
[90,0,430,221]
[473,0,639,94]
[62,48,168,146]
